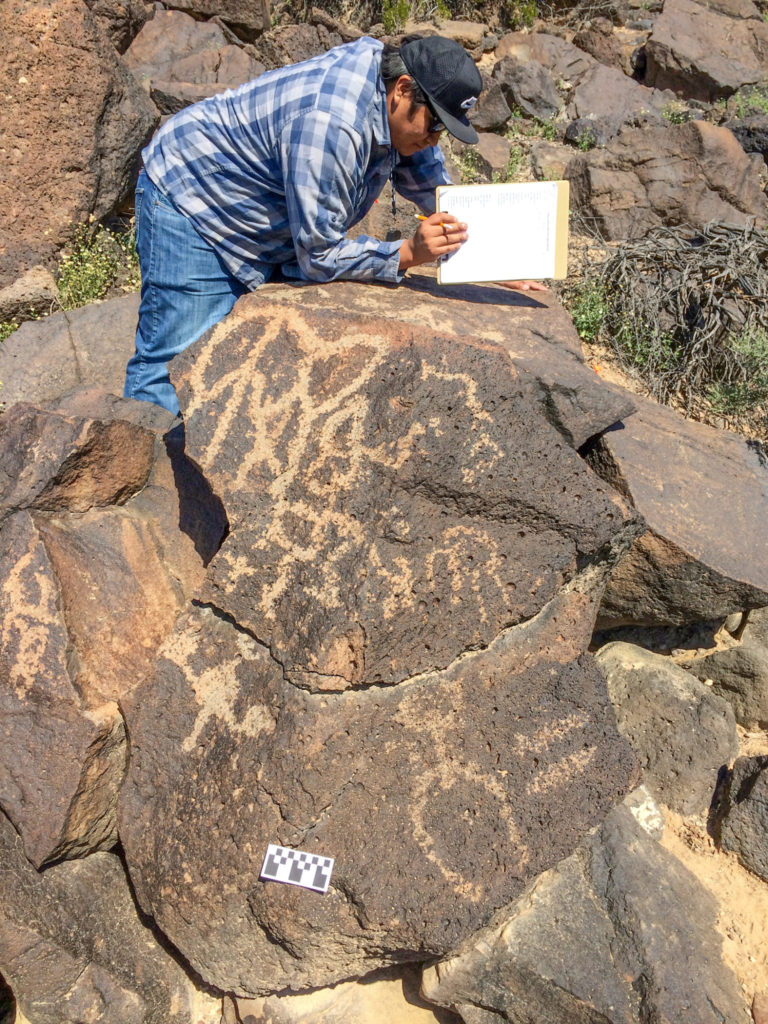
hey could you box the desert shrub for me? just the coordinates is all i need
[563,222,768,427]
[57,223,140,310]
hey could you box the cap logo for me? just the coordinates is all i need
[460,96,478,111]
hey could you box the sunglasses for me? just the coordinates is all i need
[425,100,446,134]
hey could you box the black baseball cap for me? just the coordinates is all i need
[400,35,483,144]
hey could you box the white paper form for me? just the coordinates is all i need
[435,181,569,285]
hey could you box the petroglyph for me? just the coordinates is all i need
[0,513,68,701]
[172,304,630,693]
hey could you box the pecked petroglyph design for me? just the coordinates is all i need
[173,304,624,693]
[160,625,278,753]
[0,513,69,701]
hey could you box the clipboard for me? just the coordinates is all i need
[435,180,569,285]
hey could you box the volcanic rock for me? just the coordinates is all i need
[0,812,217,1024]
[587,396,768,626]
[644,0,768,101]
[685,606,768,728]
[595,642,738,814]
[0,293,140,410]
[719,755,768,882]
[117,304,640,994]
[422,802,749,1024]
[242,273,636,449]
[0,0,157,288]
[0,401,217,866]
[565,121,768,240]
[124,9,263,86]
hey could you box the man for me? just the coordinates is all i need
[124,33,543,414]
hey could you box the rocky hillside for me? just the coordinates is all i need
[1,1,768,1023]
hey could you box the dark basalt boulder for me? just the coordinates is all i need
[116,302,640,995]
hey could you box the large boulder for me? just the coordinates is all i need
[718,755,768,882]
[595,642,738,815]
[566,63,673,135]
[495,32,596,86]
[421,801,750,1024]
[163,0,269,36]
[246,272,636,449]
[644,0,768,101]
[117,301,640,995]
[0,398,221,867]
[0,812,219,1024]
[572,17,651,77]
[0,0,158,288]
[0,293,139,410]
[587,395,768,626]
[685,606,768,728]
[491,56,563,122]
[124,9,264,88]
[565,121,768,241]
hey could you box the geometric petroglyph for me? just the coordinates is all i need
[118,595,639,996]
[172,304,632,693]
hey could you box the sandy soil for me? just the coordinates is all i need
[660,727,768,1013]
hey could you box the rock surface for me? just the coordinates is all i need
[174,304,636,689]
[223,966,459,1023]
[0,400,216,866]
[0,811,217,1024]
[117,302,639,995]
[422,802,749,1024]
[83,0,153,52]
[719,755,768,882]
[163,0,269,35]
[566,63,671,129]
[595,642,738,815]
[491,56,563,121]
[124,9,264,86]
[644,0,768,100]
[0,267,59,323]
[0,0,157,288]
[685,607,768,728]
[586,396,768,627]
[243,273,636,449]
[566,121,768,240]
[0,294,139,410]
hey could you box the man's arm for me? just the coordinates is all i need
[280,112,404,283]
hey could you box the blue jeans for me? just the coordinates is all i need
[124,170,248,415]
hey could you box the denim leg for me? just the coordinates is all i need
[124,170,248,415]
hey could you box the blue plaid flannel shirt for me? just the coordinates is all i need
[141,36,451,289]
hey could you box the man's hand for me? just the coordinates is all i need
[399,212,468,271]
[497,280,549,292]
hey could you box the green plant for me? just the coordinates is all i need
[577,126,596,151]
[57,222,140,310]
[571,224,768,431]
[662,101,690,124]
[732,85,768,118]
[564,279,608,342]
[492,144,525,183]
[500,0,537,28]
[452,146,487,184]
[382,0,409,31]
[707,326,768,414]
[0,320,19,344]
